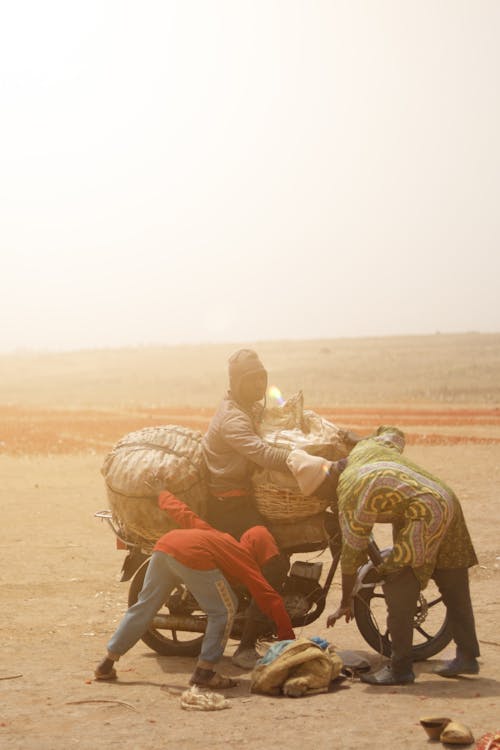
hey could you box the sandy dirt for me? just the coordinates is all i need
[1,403,499,750]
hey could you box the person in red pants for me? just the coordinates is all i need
[94,491,294,688]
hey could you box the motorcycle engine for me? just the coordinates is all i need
[283,560,324,618]
[283,592,313,619]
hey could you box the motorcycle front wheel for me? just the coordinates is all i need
[128,560,204,657]
[353,568,453,661]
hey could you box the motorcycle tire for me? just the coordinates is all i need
[128,560,204,657]
[353,571,453,661]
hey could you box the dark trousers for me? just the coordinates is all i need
[433,567,480,658]
[382,566,480,676]
[383,567,420,676]
[207,494,265,540]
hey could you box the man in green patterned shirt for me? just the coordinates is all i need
[287,426,480,686]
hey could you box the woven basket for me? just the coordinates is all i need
[254,484,330,521]
[253,393,353,523]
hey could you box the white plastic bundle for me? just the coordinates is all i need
[253,392,352,523]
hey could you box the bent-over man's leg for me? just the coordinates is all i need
[172,562,238,664]
[107,551,180,657]
[95,551,180,680]
[169,560,238,687]
[384,567,420,676]
[433,567,480,677]
[362,566,419,685]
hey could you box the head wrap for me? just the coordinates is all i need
[374,425,405,453]
[239,527,278,568]
[228,349,267,402]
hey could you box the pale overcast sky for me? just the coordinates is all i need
[1,1,499,352]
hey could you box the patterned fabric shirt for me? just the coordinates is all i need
[338,426,477,587]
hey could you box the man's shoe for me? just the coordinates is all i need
[360,665,415,686]
[435,656,479,678]
[189,669,238,689]
[94,656,117,681]
[94,666,117,681]
[231,647,260,670]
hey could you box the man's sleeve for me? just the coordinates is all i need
[158,491,212,530]
[222,410,289,471]
[222,545,294,640]
[243,569,295,640]
[339,509,371,574]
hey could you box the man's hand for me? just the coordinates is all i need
[326,604,353,627]
[329,572,357,626]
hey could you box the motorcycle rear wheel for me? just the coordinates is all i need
[353,570,453,661]
[128,561,204,657]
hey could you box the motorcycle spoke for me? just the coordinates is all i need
[353,564,452,659]
[425,596,443,608]
[415,625,434,642]
[372,624,390,640]
[374,622,389,639]
[362,601,389,638]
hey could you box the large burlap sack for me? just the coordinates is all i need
[253,392,353,522]
[101,425,209,549]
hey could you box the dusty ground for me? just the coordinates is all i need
[1,397,499,750]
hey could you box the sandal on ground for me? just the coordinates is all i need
[94,657,118,681]
[189,668,238,689]
[94,666,117,681]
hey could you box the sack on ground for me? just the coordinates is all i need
[251,637,343,697]
[101,425,209,549]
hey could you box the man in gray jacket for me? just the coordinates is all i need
[203,348,290,538]
[202,348,291,668]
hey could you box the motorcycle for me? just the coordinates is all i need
[95,509,452,662]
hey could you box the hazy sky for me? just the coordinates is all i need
[1,1,499,353]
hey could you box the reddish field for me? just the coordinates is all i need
[2,404,500,455]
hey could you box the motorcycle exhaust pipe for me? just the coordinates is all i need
[152,614,207,633]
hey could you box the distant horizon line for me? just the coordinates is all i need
[1,329,498,357]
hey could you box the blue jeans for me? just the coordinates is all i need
[107,551,238,664]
